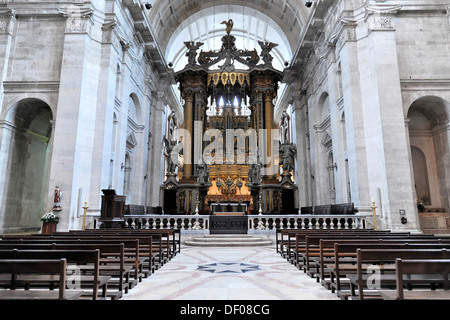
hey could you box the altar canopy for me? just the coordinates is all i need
[161,19,297,215]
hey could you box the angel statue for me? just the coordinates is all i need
[258,41,279,66]
[184,41,204,66]
[221,19,234,35]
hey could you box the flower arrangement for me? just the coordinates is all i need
[40,212,59,223]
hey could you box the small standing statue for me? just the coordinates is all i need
[53,186,62,211]
[184,41,204,66]
[280,111,291,144]
[221,19,234,35]
[258,40,278,67]
[280,143,297,175]
[164,138,181,174]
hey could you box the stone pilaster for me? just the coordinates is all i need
[333,17,370,208]
[0,8,15,105]
[291,81,312,209]
[86,19,120,226]
[47,6,99,231]
[147,88,166,207]
[361,4,419,231]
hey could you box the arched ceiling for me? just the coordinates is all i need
[146,0,310,71]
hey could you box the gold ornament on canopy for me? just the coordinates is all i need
[207,72,250,87]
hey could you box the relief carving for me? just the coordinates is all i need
[365,5,402,31]
[0,9,15,34]
[58,6,93,34]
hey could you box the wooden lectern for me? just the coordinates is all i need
[100,189,126,228]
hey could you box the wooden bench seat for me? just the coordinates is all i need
[378,259,450,300]
[330,243,450,299]
[30,231,166,271]
[0,249,111,300]
[0,242,131,297]
[278,229,392,264]
[0,289,84,300]
[318,240,450,289]
[297,233,439,276]
[348,248,450,300]
[0,259,84,300]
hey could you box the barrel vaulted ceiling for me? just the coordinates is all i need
[146,0,311,71]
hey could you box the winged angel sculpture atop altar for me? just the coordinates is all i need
[182,19,278,72]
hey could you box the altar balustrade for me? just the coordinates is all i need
[120,213,372,231]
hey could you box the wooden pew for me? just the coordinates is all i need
[1,235,149,281]
[330,241,450,299]
[0,259,84,300]
[318,239,450,289]
[279,229,389,264]
[0,249,110,300]
[379,259,450,300]
[349,248,450,300]
[294,232,420,272]
[65,229,176,264]
[70,228,181,258]
[0,242,130,298]
[55,232,161,272]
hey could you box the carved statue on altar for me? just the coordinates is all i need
[164,138,181,174]
[248,163,262,186]
[280,143,297,175]
[167,111,178,141]
[196,161,210,185]
[258,41,278,67]
[221,19,234,35]
[184,41,204,66]
[280,111,290,144]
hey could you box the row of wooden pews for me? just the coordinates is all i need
[277,228,450,300]
[0,228,181,300]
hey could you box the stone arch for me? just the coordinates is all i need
[312,91,332,205]
[0,98,53,233]
[317,91,330,124]
[128,92,142,125]
[1,93,56,123]
[407,95,450,211]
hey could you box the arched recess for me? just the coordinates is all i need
[0,98,53,232]
[123,152,132,201]
[340,111,351,202]
[124,93,144,204]
[313,92,333,205]
[407,95,450,210]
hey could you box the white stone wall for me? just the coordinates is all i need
[0,1,173,233]
[289,0,450,232]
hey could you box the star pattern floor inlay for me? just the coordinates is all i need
[197,262,261,273]
[121,245,340,300]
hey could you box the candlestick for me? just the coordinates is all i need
[82,201,88,230]
[371,199,377,230]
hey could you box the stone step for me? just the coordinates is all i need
[184,234,273,247]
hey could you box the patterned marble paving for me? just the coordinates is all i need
[121,245,339,300]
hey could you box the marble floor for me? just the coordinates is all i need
[122,243,339,300]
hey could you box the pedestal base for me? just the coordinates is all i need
[41,221,57,234]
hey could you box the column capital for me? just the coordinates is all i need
[58,6,93,34]
[0,9,16,35]
[181,90,194,102]
[447,6,450,29]
[365,5,402,32]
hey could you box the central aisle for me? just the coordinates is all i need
[122,244,339,300]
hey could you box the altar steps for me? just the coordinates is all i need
[184,234,273,247]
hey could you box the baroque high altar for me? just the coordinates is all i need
[162,20,297,216]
